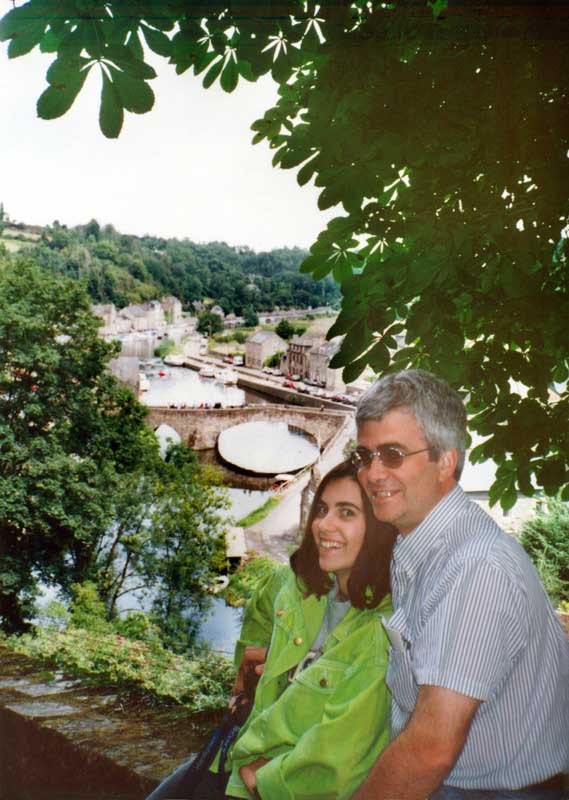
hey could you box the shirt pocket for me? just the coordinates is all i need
[383,610,418,714]
[293,656,346,695]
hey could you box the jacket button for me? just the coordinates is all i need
[276,609,284,617]
[293,636,302,646]
[319,678,328,688]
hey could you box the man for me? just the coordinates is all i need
[351,369,568,800]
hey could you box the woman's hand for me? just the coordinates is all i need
[239,757,270,798]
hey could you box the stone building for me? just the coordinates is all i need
[309,338,345,391]
[92,303,117,335]
[161,295,182,324]
[245,330,286,369]
[120,300,165,332]
[284,334,321,378]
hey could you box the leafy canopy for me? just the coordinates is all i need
[0,260,228,642]
[1,1,568,507]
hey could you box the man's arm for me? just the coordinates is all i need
[351,685,480,800]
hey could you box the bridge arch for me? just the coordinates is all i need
[145,405,349,451]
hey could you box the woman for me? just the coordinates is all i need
[147,460,396,800]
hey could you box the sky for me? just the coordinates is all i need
[0,41,335,252]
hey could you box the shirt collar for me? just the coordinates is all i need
[392,484,468,579]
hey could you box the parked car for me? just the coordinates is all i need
[283,380,297,389]
[297,384,310,394]
[223,356,234,364]
[232,356,244,366]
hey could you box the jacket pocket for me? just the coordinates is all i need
[293,656,346,695]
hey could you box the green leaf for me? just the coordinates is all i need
[499,486,518,513]
[141,24,172,57]
[237,58,256,82]
[99,70,123,139]
[127,31,144,61]
[297,154,319,186]
[193,46,217,76]
[427,0,449,19]
[110,67,154,114]
[40,28,67,54]
[220,57,239,93]
[83,21,105,59]
[367,340,390,373]
[202,57,225,90]
[8,21,46,58]
[37,66,90,120]
[342,355,368,384]
[46,56,89,88]
[104,46,156,80]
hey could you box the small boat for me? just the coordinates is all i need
[164,354,184,366]
[199,365,215,379]
[158,370,168,377]
[216,369,238,385]
[139,373,150,392]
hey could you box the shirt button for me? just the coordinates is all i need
[319,678,328,688]
[293,636,302,646]
[276,609,284,617]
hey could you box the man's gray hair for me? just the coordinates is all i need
[356,369,467,480]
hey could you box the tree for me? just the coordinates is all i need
[275,318,296,341]
[0,259,230,639]
[243,305,259,327]
[0,259,152,631]
[196,309,224,336]
[1,2,567,507]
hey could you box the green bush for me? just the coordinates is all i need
[222,556,281,607]
[154,338,176,358]
[9,625,234,711]
[518,497,569,606]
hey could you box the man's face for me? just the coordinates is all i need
[356,409,456,536]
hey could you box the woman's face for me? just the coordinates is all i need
[312,476,367,593]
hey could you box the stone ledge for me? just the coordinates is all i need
[0,646,222,800]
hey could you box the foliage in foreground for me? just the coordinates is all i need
[223,556,281,607]
[518,497,569,608]
[2,2,566,508]
[0,259,229,642]
[9,625,235,712]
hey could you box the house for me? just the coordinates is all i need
[245,330,286,369]
[161,295,183,324]
[284,334,322,378]
[92,303,117,335]
[309,338,345,391]
[119,300,165,332]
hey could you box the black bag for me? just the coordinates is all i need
[145,695,252,800]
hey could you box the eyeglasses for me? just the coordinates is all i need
[351,445,432,470]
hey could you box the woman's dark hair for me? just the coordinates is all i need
[290,460,397,609]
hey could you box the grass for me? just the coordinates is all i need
[236,496,281,527]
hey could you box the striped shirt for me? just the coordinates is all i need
[385,485,569,788]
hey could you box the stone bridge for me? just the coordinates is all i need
[145,405,350,450]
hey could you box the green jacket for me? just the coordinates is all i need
[227,567,392,800]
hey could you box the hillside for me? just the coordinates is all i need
[0,217,340,313]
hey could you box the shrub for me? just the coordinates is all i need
[222,556,281,607]
[518,497,569,606]
[9,625,234,711]
[154,338,176,358]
